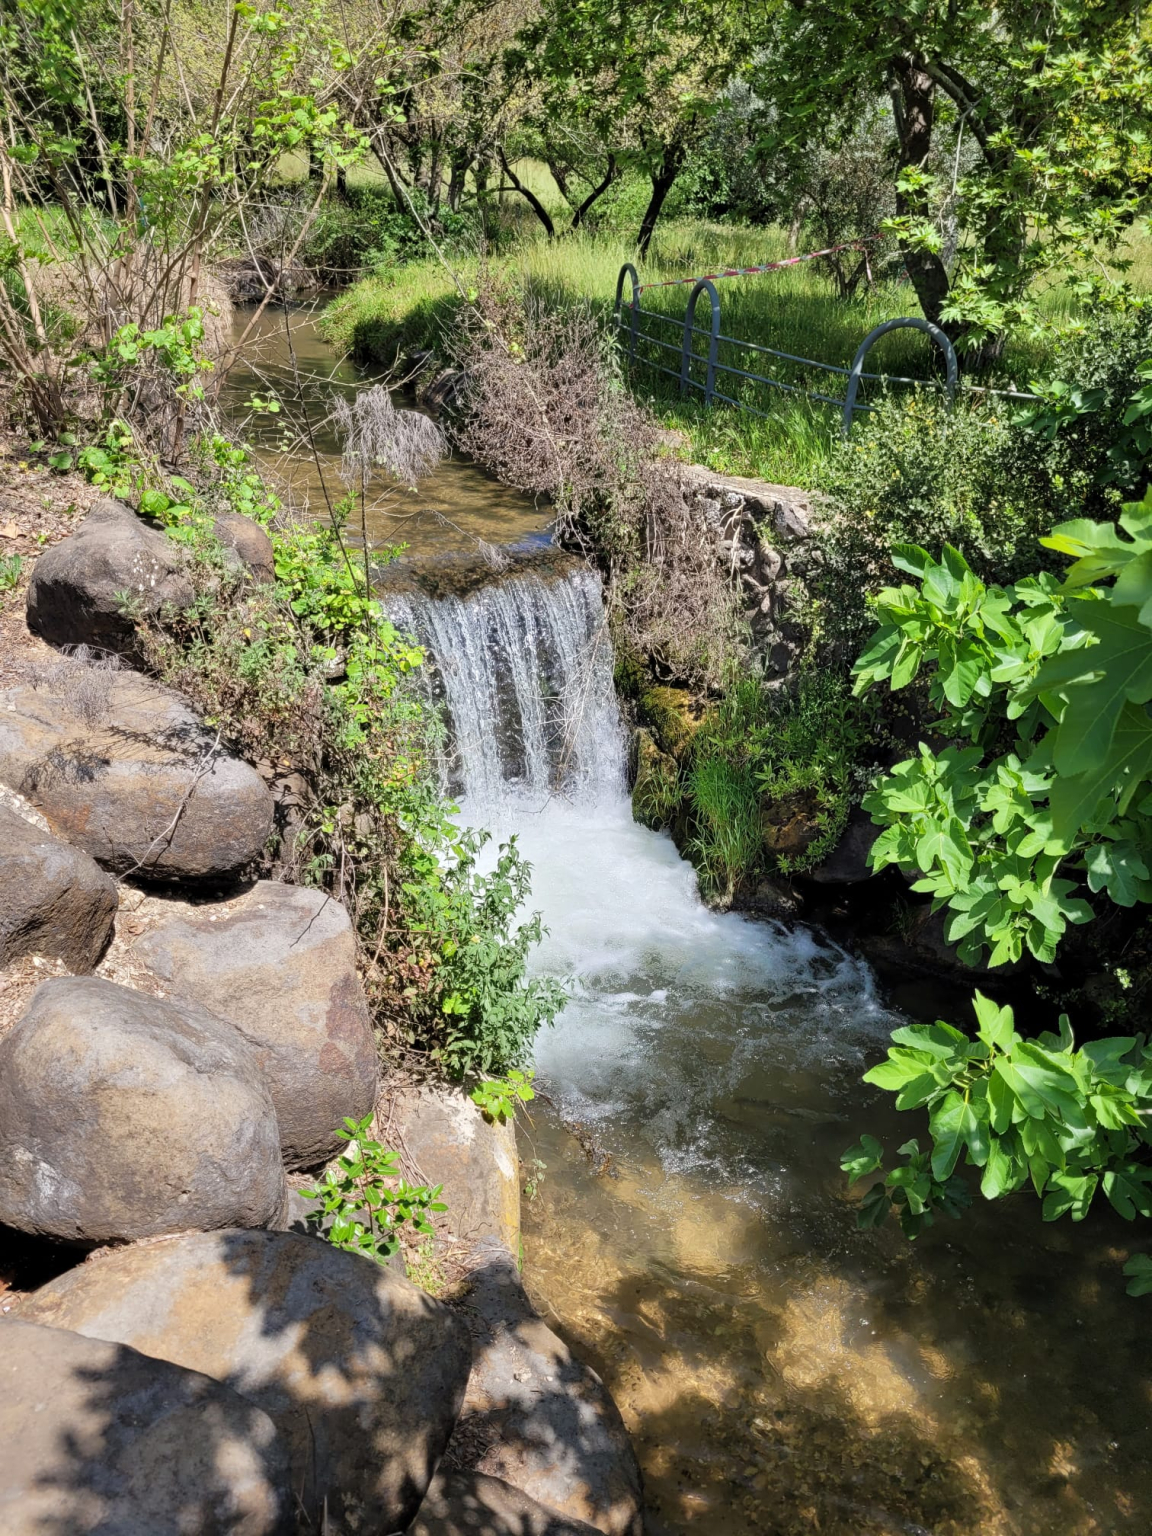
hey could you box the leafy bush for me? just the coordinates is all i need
[470,1068,537,1124]
[300,1114,446,1263]
[815,307,1152,657]
[853,495,1152,967]
[402,833,565,1077]
[300,189,464,277]
[844,993,1152,1296]
[815,394,1060,656]
[1016,305,1152,498]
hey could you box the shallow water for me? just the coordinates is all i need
[261,311,1152,1536]
[219,304,551,556]
[476,792,1152,1536]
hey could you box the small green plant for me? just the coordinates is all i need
[523,1156,547,1202]
[0,554,24,593]
[299,1114,446,1264]
[471,1068,537,1124]
[844,993,1152,1293]
[77,420,140,501]
[404,835,566,1077]
[852,513,1152,967]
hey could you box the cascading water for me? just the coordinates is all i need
[384,558,1152,1536]
[384,563,624,808]
[385,559,893,1194]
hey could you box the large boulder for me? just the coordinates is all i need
[453,1240,644,1536]
[0,1318,292,1536]
[213,510,276,585]
[411,1471,602,1536]
[26,496,194,652]
[384,1082,520,1254]
[20,1228,473,1535]
[0,801,117,970]
[0,664,273,881]
[0,975,286,1242]
[131,881,378,1169]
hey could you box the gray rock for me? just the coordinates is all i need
[0,801,117,970]
[0,1317,292,1536]
[19,1228,473,1535]
[411,1471,602,1536]
[383,1082,520,1252]
[26,497,194,652]
[453,1238,643,1536]
[0,976,286,1242]
[808,812,881,885]
[212,511,276,585]
[0,666,273,881]
[131,882,378,1169]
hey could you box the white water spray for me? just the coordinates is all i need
[385,561,892,1189]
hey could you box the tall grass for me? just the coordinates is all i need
[320,216,1152,484]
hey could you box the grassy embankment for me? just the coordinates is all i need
[317,161,1152,484]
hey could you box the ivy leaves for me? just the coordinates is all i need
[844,994,1152,1257]
[853,498,1152,965]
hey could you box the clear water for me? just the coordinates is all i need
[388,564,1152,1536]
[219,304,551,557]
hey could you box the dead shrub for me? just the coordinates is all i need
[450,279,745,688]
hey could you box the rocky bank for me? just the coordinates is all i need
[0,455,644,1536]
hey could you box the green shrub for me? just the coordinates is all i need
[300,1114,445,1263]
[683,672,872,899]
[844,992,1152,1297]
[300,189,472,277]
[814,393,1060,655]
[1016,304,1152,499]
[814,306,1152,657]
[402,833,565,1077]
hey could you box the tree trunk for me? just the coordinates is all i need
[447,151,469,214]
[891,56,952,330]
[570,156,618,230]
[637,138,687,259]
[498,148,555,237]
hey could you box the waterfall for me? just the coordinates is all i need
[384,564,626,812]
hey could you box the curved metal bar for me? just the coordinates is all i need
[842,317,958,436]
[614,262,642,364]
[681,278,720,402]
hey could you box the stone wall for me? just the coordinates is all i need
[680,466,818,685]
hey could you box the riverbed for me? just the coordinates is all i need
[225,304,1152,1536]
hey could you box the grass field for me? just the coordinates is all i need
[322,209,1133,481]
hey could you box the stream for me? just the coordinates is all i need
[224,307,1152,1536]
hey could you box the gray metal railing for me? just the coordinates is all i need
[614,263,1035,434]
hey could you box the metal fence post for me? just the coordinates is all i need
[841,317,958,436]
[614,263,641,365]
[682,278,720,403]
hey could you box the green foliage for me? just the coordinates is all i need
[760,0,1152,341]
[300,1114,446,1263]
[135,429,561,1079]
[853,509,1152,965]
[301,188,466,276]
[682,672,870,899]
[816,393,1066,655]
[686,751,762,904]
[470,1068,537,1124]
[0,554,24,594]
[76,421,139,500]
[1016,306,1152,497]
[844,993,1152,1250]
[403,833,565,1077]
